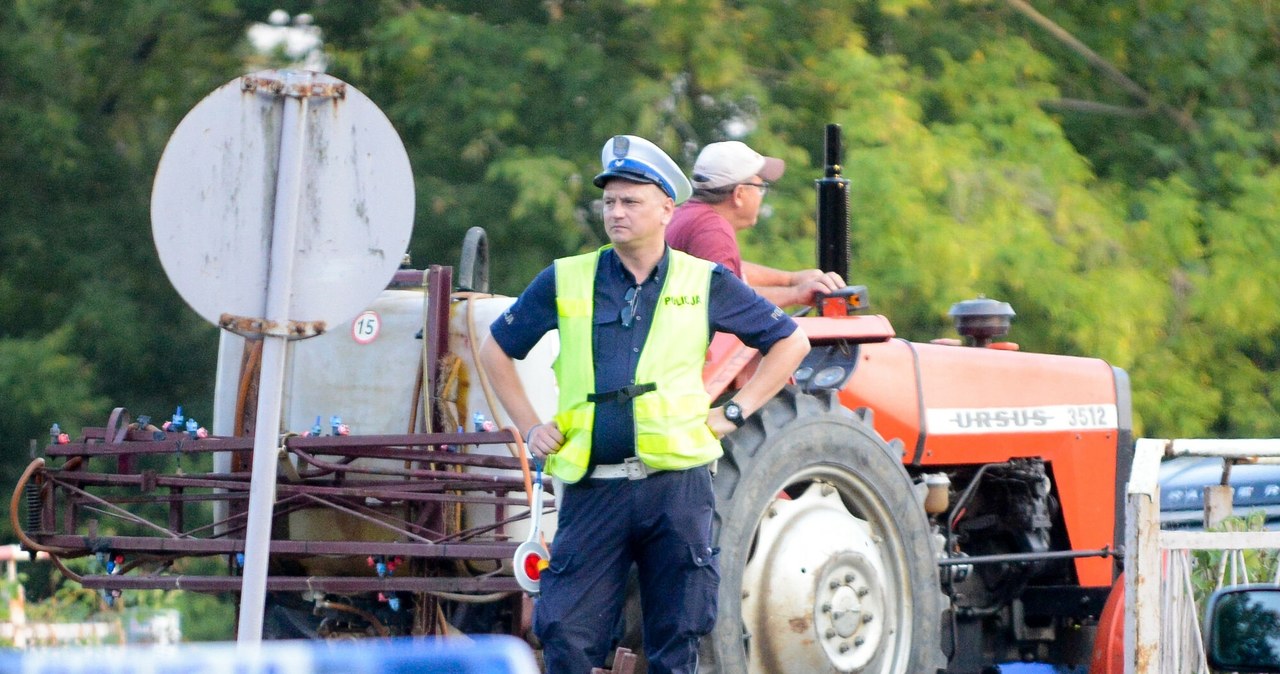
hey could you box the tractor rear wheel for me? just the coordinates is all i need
[700,387,944,673]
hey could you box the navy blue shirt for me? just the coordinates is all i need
[490,247,797,467]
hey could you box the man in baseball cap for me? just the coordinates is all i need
[667,140,845,306]
[689,140,786,191]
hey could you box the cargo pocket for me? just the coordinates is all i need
[680,544,720,637]
[532,551,576,640]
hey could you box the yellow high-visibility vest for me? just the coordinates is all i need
[548,247,721,483]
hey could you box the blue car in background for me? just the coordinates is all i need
[1159,456,1280,529]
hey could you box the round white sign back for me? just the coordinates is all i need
[150,70,414,334]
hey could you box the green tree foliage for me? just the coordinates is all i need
[327,0,1280,439]
[1,0,252,634]
[0,0,245,496]
[0,329,104,474]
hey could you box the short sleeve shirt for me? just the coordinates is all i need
[489,247,795,466]
[665,201,743,278]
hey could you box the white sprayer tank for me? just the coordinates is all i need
[211,287,559,575]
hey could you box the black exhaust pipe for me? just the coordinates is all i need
[815,123,850,281]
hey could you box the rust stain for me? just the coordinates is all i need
[241,76,284,96]
[241,75,346,100]
[1134,642,1157,672]
[219,313,326,340]
[788,616,810,633]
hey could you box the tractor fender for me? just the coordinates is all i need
[1087,574,1126,674]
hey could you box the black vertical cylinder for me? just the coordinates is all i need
[815,123,850,281]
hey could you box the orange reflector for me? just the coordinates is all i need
[819,296,849,317]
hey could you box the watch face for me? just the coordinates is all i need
[725,401,744,425]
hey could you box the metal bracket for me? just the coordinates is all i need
[219,313,326,340]
[241,73,346,100]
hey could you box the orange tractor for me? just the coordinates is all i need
[12,125,1130,673]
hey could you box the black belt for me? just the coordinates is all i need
[587,382,656,404]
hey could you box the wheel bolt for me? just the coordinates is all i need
[838,643,851,653]
[844,573,855,583]
[854,637,865,646]
[856,586,869,597]
[829,580,841,589]
[862,613,873,623]
[825,629,836,639]
[821,603,831,613]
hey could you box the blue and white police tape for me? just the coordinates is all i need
[0,634,539,674]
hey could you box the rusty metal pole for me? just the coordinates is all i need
[1124,439,1165,674]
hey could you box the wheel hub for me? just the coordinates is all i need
[829,583,863,637]
[814,552,886,668]
[741,482,893,673]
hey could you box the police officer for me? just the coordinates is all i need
[479,135,809,674]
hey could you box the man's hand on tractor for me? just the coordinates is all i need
[791,269,846,304]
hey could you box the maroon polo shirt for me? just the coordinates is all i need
[665,200,743,278]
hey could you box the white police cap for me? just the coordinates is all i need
[593,135,692,204]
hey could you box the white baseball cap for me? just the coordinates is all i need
[593,135,693,204]
[691,141,785,190]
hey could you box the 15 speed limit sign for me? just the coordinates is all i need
[352,310,381,344]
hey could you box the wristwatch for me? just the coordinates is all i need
[723,400,746,427]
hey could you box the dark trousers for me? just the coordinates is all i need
[534,466,719,674]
